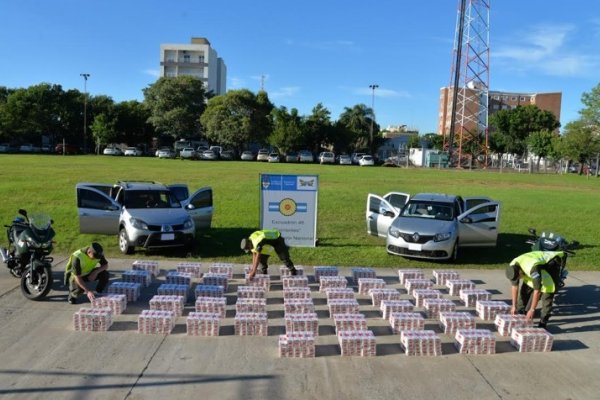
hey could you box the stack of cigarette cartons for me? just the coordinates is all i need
[132,260,160,277]
[446,279,476,296]
[279,332,316,358]
[280,266,305,277]
[284,298,315,315]
[194,284,225,299]
[137,310,175,334]
[282,276,309,289]
[412,288,443,307]
[333,313,368,334]
[282,287,312,300]
[459,288,492,307]
[423,298,456,320]
[203,273,229,291]
[328,299,360,317]
[439,311,476,335]
[397,269,425,285]
[494,314,534,336]
[432,269,460,286]
[73,307,113,332]
[337,330,376,356]
[237,286,266,299]
[122,269,152,287]
[380,299,414,320]
[510,327,553,352]
[107,282,141,302]
[454,329,496,355]
[176,262,203,279]
[476,300,511,321]
[195,296,227,318]
[400,330,442,356]
[389,312,425,334]
[186,312,221,336]
[234,312,268,336]
[369,288,401,307]
[149,295,185,317]
[357,278,386,295]
[157,283,189,300]
[313,266,339,282]
[166,271,193,287]
[284,312,319,336]
[351,267,377,284]
[245,274,269,291]
[319,276,348,292]
[235,298,267,313]
[405,279,433,296]
[325,288,355,302]
[208,263,234,279]
[91,294,127,315]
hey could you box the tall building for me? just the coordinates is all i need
[438,88,562,135]
[160,37,227,95]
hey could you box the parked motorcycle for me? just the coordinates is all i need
[526,228,578,288]
[1,209,55,300]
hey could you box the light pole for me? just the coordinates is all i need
[80,73,90,153]
[369,84,379,155]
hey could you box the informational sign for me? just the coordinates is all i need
[259,173,318,247]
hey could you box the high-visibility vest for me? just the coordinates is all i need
[509,251,564,293]
[249,229,280,256]
[64,248,98,280]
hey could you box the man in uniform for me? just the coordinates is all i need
[241,229,297,280]
[64,242,109,304]
[505,250,564,328]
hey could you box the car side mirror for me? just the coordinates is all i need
[460,217,472,224]
[528,227,537,236]
[186,204,196,210]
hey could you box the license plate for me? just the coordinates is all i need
[408,243,422,251]
[161,233,175,241]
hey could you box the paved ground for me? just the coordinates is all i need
[0,257,599,400]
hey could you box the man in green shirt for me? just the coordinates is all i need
[64,242,109,304]
[241,229,297,280]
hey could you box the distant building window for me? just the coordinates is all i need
[183,55,190,63]
[502,96,508,100]
[520,96,526,101]
[502,105,509,110]
[511,96,517,101]
[493,104,499,110]
[493,95,500,100]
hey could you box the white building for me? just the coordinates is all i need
[160,37,227,95]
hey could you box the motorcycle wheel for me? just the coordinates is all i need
[20,264,52,300]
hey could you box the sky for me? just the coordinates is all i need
[1,0,599,134]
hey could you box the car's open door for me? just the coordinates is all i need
[366,193,403,237]
[75,183,120,234]
[182,187,213,229]
[457,201,501,246]
[382,192,411,212]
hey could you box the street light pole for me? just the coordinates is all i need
[369,84,379,155]
[80,73,90,153]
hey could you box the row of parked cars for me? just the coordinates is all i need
[241,149,375,165]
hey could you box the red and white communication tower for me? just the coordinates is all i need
[445,0,490,167]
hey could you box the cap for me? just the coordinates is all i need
[505,264,519,280]
[240,238,249,253]
[90,242,104,258]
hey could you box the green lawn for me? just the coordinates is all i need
[1,154,599,270]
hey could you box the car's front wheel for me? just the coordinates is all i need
[119,229,134,254]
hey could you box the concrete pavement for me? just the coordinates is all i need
[0,257,599,400]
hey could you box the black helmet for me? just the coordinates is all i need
[90,242,104,258]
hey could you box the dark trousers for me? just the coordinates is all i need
[68,270,109,299]
[517,284,555,324]
[257,237,294,274]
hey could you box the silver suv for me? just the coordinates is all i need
[76,181,213,254]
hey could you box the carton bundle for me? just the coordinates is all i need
[432,269,460,286]
[195,296,227,318]
[328,298,360,317]
[194,284,225,299]
[282,276,309,289]
[380,299,414,320]
[284,312,319,336]
[204,272,230,291]
[235,298,267,313]
[404,278,433,296]
[73,307,113,332]
[107,281,141,302]
[176,262,203,279]
[122,269,152,287]
[337,329,376,356]
[510,327,554,352]
[445,279,476,296]
[244,273,270,290]
[313,266,339,282]
[282,287,312,300]
[412,288,443,307]
[157,283,189,299]
[389,312,425,334]
[494,314,534,336]
[279,265,305,276]
[237,285,267,299]
[400,330,442,356]
[137,310,175,334]
[397,268,425,285]
[319,276,348,292]
[284,298,315,315]
[325,288,355,301]
[439,311,476,335]
[132,260,160,277]
[369,288,401,307]
[186,312,221,336]
[208,263,234,279]
[476,300,511,321]
[454,329,496,355]
[91,294,127,315]
[234,312,268,336]
[149,295,185,317]
[459,288,492,307]
[357,278,386,295]
[279,332,316,358]
[333,313,368,334]
[351,267,377,284]
[423,298,456,319]
[166,271,193,287]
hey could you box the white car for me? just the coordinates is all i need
[124,147,143,156]
[201,150,218,160]
[338,154,352,165]
[103,147,123,156]
[240,151,254,161]
[157,149,175,159]
[298,150,314,163]
[180,147,197,160]
[358,155,375,166]
[319,152,335,164]
[267,153,280,163]
[256,149,270,162]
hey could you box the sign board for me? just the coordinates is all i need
[259,173,318,247]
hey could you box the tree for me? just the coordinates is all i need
[143,76,206,138]
[303,103,334,152]
[407,134,421,149]
[113,100,154,146]
[269,107,303,153]
[580,82,600,126]
[558,118,600,174]
[337,104,376,152]
[527,129,558,170]
[423,133,443,150]
[90,113,117,152]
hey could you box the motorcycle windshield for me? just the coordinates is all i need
[29,213,52,231]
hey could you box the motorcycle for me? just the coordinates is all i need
[1,209,55,300]
[526,228,578,288]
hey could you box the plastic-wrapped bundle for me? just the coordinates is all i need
[325,288,355,302]
[439,311,476,335]
[380,299,414,321]
[510,327,553,352]
[319,276,348,292]
[149,295,185,317]
[389,312,425,334]
[313,266,339,283]
[357,278,386,295]
[282,276,309,289]
[203,273,229,291]
[423,298,456,320]
[445,279,476,296]
[412,288,443,307]
[337,330,376,356]
[132,260,160,277]
[397,268,425,285]
[194,284,225,299]
[279,332,315,358]
[494,314,534,336]
[284,313,319,336]
[280,266,305,277]
[405,278,433,296]
[157,284,189,300]
[208,263,234,279]
[432,269,460,286]
[351,267,377,284]
[328,299,360,317]
[73,307,113,332]
[234,312,268,336]
[122,269,152,287]
[284,298,315,315]
[176,262,203,279]
[137,310,175,334]
[333,313,368,334]
[400,330,442,356]
[475,300,511,321]
[454,329,496,355]
[459,288,491,307]
[166,271,193,287]
[235,298,267,314]
[237,285,267,299]
[195,296,227,318]
[244,273,270,291]
[369,288,401,307]
[107,281,141,302]
[186,312,221,336]
[283,287,312,300]
[91,294,127,315]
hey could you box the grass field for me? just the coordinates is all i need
[1,154,599,270]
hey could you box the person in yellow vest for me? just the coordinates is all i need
[64,242,109,304]
[505,250,564,328]
[241,229,297,280]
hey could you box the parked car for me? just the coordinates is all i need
[267,153,280,163]
[19,144,39,153]
[180,147,197,160]
[319,151,335,164]
[284,152,298,163]
[103,147,123,156]
[157,148,175,159]
[220,150,236,160]
[358,155,375,166]
[298,150,314,163]
[351,152,366,164]
[0,143,14,153]
[256,149,270,162]
[124,147,143,156]
[55,143,79,155]
[366,192,500,261]
[338,154,352,165]
[75,181,213,254]
[240,150,255,161]
[209,145,223,158]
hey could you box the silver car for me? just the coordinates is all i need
[76,181,213,254]
[366,192,500,261]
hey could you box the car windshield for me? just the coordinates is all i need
[123,190,180,209]
[401,201,454,221]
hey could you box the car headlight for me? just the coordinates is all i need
[183,218,194,230]
[130,218,149,230]
[434,232,452,242]
[388,227,401,238]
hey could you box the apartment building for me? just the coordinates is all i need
[160,37,227,95]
